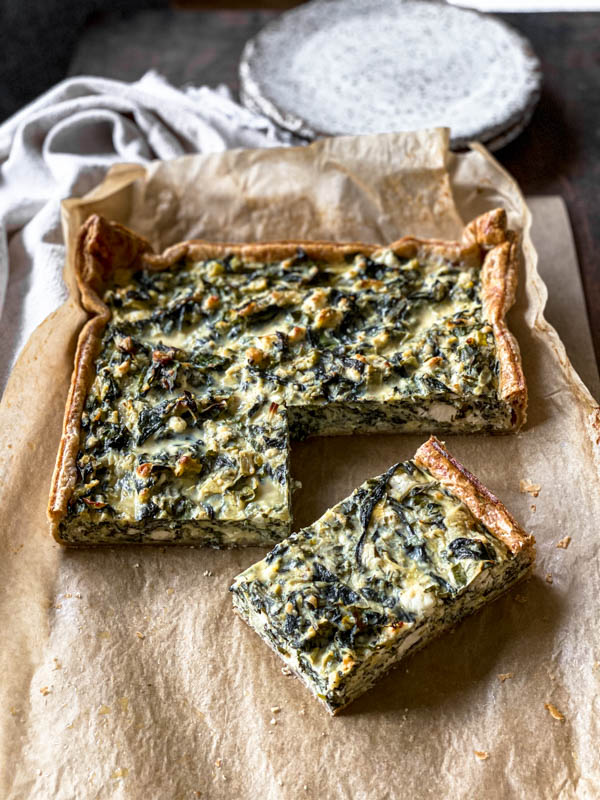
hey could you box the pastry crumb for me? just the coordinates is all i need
[545,702,565,721]
[556,536,571,549]
[545,573,553,584]
[215,758,222,768]
[40,687,50,696]
[270,706,281,713]
[203,570,213,577]
[166,587,175,595]
[520,479,540,497]
[474,750,489,760]
[281,666,292,676]
[530,504,536,512]
[270,718,277,726]
[136,631,145,640]
[497,672,514,682]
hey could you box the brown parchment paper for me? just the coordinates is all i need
[2,129,599,800]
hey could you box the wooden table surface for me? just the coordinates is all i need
[69,8,600,362]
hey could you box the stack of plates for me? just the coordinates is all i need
[240,0,542,150]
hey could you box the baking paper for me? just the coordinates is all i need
[1,129,599,800]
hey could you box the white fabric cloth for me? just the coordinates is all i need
[0,71,292,392]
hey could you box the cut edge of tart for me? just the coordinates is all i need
[230,436,535,714]
[48,210,527,546]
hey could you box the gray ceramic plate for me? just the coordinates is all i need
[240,0,542,150]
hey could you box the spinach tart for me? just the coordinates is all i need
[48,209,526,546]
[231,436,535,714]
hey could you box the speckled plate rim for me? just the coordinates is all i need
[239,0,542,151]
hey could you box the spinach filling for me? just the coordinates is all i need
[65,247,510,542]
[231,457,516,708]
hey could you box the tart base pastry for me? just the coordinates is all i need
[230,436,535,714]
[48,211,526,546]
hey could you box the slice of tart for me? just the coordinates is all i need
[230,436,535,714]
[49,209,526,546]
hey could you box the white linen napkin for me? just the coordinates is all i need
[0,70,293,393]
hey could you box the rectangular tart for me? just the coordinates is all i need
[48,210,526,546]
[230,436,535,714]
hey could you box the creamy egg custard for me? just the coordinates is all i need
[49,210,526,545]
[231,437,535,713]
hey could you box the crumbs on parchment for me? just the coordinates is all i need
[520,479,541,497]
[497,673,514,682]
[514,594,528,604]
[544,702,565,721]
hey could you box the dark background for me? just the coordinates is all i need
[1,1,599,361]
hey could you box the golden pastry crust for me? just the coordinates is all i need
[48,218,152,542]
[415,435,535,559]
[48,210,527,543]
[465,209,527,427]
